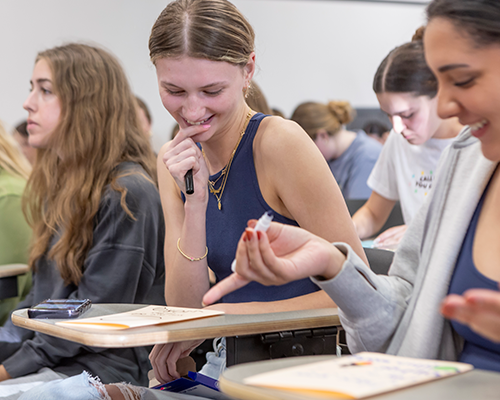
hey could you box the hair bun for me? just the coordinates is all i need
[412,26,425,42]
[327,101,356,125]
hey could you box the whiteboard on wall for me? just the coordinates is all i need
[0,0,426,150]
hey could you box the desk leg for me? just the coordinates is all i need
[226,326,338,367]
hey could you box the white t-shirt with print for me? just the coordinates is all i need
[367,129,455,225]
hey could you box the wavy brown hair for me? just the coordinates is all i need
[24,43,157,285]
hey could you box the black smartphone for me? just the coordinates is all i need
[28,299,92,319]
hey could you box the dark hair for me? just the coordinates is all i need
[15,121,29,138]
[363,121,390,138]
[149,0,255,66]
[427,0,500,47]
[372,28,437,98]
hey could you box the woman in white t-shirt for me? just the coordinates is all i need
[353,28,463,249]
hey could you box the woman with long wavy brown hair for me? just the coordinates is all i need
[0,43,165,397]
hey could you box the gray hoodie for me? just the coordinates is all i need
[313,127,496,361]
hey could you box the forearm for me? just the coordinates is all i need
[211,290,336,314]
[166,202,210,308]
[352,193,395,240]
[352,206,379,239]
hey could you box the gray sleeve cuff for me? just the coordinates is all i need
[311,243,388,320]
[311,243,405,353]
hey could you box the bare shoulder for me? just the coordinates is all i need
[255,116,314,160]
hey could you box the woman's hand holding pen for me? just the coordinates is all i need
[162,124,210,199]
[203,221,347,306]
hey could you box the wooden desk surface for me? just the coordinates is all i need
[0,263,29,278]
[12,304,339,348]
[219,356,500,400]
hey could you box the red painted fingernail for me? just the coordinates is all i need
[257,231,263,240]
[245,228,253,240]
[243,231,249,242]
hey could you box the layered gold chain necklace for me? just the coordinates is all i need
[204,109,253,211]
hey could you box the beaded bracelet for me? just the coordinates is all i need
[177,238,208,261]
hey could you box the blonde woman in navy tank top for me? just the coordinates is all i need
[148,0,367,385]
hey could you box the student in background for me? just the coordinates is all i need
[352,29,463,249]
[0,122,31,326]
[0,43,165,398]
[204,0,500,374]
[12,121,37,165]
[291,100,382,200]
[363,120,390,145]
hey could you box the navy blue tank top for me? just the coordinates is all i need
[204,113,320,303]
[448,180,500,372]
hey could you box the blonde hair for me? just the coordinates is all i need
[24,43,157,286]
[149,0,255,66]
[0,122,31,180]
[291,101,356,139]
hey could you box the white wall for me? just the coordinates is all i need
[0,0,426,151]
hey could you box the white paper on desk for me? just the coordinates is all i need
[245,352,473,399]
[55,305,224,330]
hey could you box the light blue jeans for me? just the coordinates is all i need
[16,339,226,400]
[0,368,67,400]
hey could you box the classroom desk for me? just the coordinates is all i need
[219,355,500,400]
[12,304,340,362]
[0,264,29,300]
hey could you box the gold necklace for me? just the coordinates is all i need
[204,110,253,210]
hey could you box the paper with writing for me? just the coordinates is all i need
[244,352,473,399]
[56,305,224,330]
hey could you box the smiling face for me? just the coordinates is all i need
[425,18,500,161]
[23,58,61,149]
[155,55,254,142]
[376,92,442,145]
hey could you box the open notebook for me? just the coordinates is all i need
[245,352,473,399]
[56,305,224,330]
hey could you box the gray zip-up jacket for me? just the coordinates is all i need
[313,127,496,361]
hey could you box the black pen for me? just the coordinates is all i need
[185,169,194,195]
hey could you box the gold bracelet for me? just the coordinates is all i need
[177,238,208,262]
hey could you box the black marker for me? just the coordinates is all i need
[185,169,194,195]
